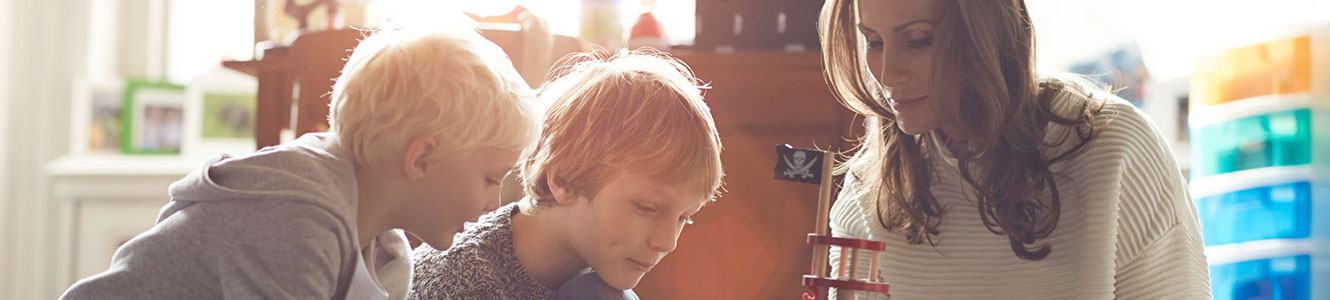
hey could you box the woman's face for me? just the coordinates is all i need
[857,0,952,135]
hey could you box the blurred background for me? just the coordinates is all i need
[0,0,1327,299]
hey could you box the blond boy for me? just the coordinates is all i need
[408,49,725,299]
[61,24,537,300]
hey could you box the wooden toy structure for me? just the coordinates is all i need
[802,235,890,299]
[774,145,891,300]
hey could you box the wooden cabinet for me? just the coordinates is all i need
[632,51,860,299]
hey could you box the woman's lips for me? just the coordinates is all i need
[890,96,928,110]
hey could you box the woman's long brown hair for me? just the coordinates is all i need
[818,0,1104,260]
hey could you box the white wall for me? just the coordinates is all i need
[3,0,82,298]
[0,0,12,295]
[3,0,247,296]
[1025,0,1134,75]
[1027,0,1330,81]
[1122,0,1330,81]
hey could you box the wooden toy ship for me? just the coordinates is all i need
[774,144,891,300]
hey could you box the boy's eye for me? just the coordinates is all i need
[485,177,501,186]
[635,203,658,214]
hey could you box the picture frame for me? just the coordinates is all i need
[200,93,256,140]
[188,67,258,156]
[121,80,187,155]
[71,78,128,155]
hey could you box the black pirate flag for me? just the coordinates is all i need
[774,144,825,184]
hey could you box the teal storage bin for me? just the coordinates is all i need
[1191,109,1312,177]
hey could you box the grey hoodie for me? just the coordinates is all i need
[61,133,369,300]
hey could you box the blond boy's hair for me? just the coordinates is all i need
[519,49,724,210]
[329,24,538,176]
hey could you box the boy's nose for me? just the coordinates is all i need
[648,223,684,253]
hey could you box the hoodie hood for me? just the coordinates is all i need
[162,132,360,223]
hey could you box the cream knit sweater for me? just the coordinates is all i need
[829,82,1211,299]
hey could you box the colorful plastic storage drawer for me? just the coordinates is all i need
[1210,255,1311,300]
[1197,182,1312,246]
[1191,109,1311,177]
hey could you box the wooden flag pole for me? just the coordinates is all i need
[787,145,889,300]
[810,150,836,277]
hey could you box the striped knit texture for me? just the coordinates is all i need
[828,82,1212,300]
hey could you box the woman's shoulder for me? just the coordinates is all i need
[1043,76,1169,159]
[1040,76,1189,208]
[1045,77,1142,124]
[1044,77,1195,259]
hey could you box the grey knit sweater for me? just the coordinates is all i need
[408,203,554,300]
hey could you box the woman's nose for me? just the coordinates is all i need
[876,55,908,89]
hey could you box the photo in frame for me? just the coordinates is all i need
[201,93,255,140]
[121,80,187,155]
[189,67,259,155]
[88,82,125,154]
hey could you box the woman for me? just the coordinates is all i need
[818,0,1211,299]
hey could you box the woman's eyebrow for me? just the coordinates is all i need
[893,19,935,32]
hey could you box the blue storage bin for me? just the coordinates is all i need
[1197,182,1312,246]
[1210,255,1311,300]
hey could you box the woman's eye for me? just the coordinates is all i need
[904,31,933,49]
[866,40,884,49]
[906,37,932,49]
[485,178,500,186]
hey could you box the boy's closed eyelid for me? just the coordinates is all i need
[633,202,659,212]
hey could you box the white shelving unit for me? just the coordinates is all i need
[1188,29,1330,300]
[44,155,196,287]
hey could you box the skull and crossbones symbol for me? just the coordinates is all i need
[783,151,816,179]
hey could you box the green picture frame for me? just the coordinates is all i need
[120,79,187,155]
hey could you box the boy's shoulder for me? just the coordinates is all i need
[408,204,554,299]
[61,196,357,300]
[554,271,641,300]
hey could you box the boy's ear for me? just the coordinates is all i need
[546,174,578,206]
[403,136,437,181]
